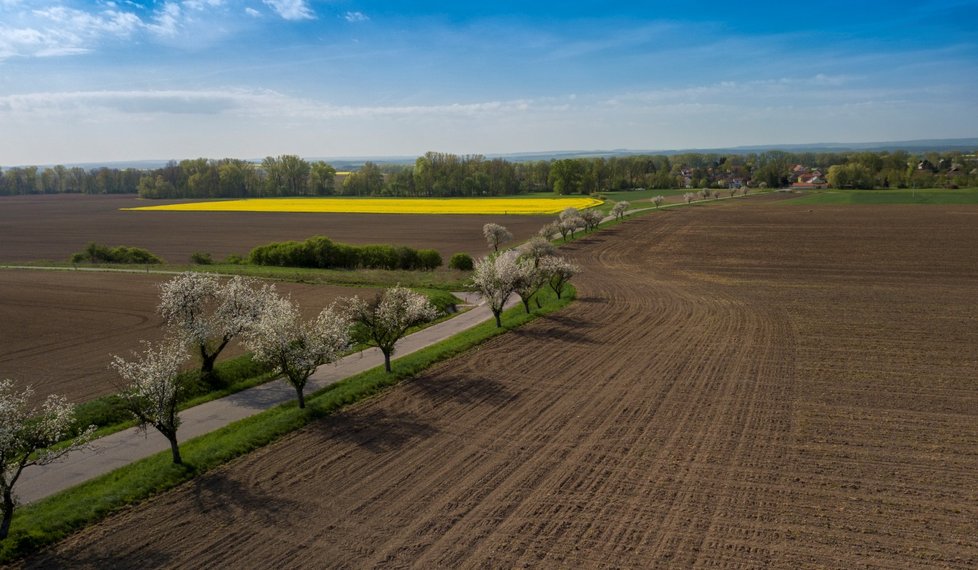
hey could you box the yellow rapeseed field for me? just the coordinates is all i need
[124,196,603,215]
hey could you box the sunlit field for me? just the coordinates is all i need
[124,196,603,215]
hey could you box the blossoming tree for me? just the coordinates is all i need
[111,339,189,464]
[0,379,95,540]
[158,272,274,381]
[243,294,351,408]
[482,223,513,252]
[345,286,438,373]
[540,255,581,300]
[472,250,522,327]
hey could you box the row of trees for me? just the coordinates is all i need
[4,149,975,197]
[2,209,592,538]
[475,221,581,327]
[136,156,338,199]
[0,165,143,195]
[1,274,441,539]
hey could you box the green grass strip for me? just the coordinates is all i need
[0,285,574,562]
[777,187,978,206]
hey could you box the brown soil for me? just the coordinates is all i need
[0,194,550,263]
[0,269,378,403]
[21,198,978,568]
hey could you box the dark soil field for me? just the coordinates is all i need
[21,197,978,568]
[0,269,378,403]
[0,194,551,264]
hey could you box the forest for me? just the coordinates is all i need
[1,149,975,198]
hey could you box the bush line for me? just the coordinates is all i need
[249,235,442,271]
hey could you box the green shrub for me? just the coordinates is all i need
[417,249,443,271]
[224,254,245,265]
[70,242,162,264]
[448,252,474,271]
[190,252,213,265]
[248,236,433,271]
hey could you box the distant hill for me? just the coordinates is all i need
[15,138,978,170]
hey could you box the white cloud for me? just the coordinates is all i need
[262,0,313,21]
[0,5,143,60]
[245,7,261,17]
[344,11,368,23]
[0,89,543,120]
[183,0,224,10]
[146,2,182,37]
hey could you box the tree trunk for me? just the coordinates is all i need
[296,385,306,409]
[493,310,502,328]
[521,297,531,314]
[383,350,392,373]
[200,345,217,375]
[1,487,13,540]
[168,434,182,465]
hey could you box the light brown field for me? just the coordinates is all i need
[20,197,978,568]
[0,269,378,403]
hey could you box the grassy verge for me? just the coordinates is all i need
[57,289,462,445]
[0,285,574,562]
[777,187,978,205]
[2,262,474,291]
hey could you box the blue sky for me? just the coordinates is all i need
[1,0,976,164]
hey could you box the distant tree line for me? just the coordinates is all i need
[3,149,976,197]
[0,165,143,195]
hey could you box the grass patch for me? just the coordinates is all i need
[779,188,978,206]
[0,286,574,563]
[55,355,278,445]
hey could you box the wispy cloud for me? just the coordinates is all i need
[344,11,368,23]
[0,89,542,120]
[262,0,313,21]
[145,2,182,37]
[0,4,142,59]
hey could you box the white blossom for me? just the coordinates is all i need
[346,286,438,372]
[472,250,522,327]
[539,255,580,300]
[512,254,547,313]
[0,379,95,539]
[111,338,189,463]
[158,272,274,376]
[580,208,604,232]
[243,294,351,407]
[611,201,629,220]
[559,207,581,222]
[482,223,513,252]
[517,236,556,264]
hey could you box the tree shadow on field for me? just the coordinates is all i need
[510,313,596,345]
[24,544,174,569]
[575,295,608,304]
[408,373,516,409]
[313,408,439,454]
[187,471,303,525]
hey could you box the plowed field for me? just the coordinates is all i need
[23,198,978,568]
[0,270,377,403]
[0,194,551,263]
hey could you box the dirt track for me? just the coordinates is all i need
[0,270,377,403]
[22,198,978,568]
[0,194,550,263]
